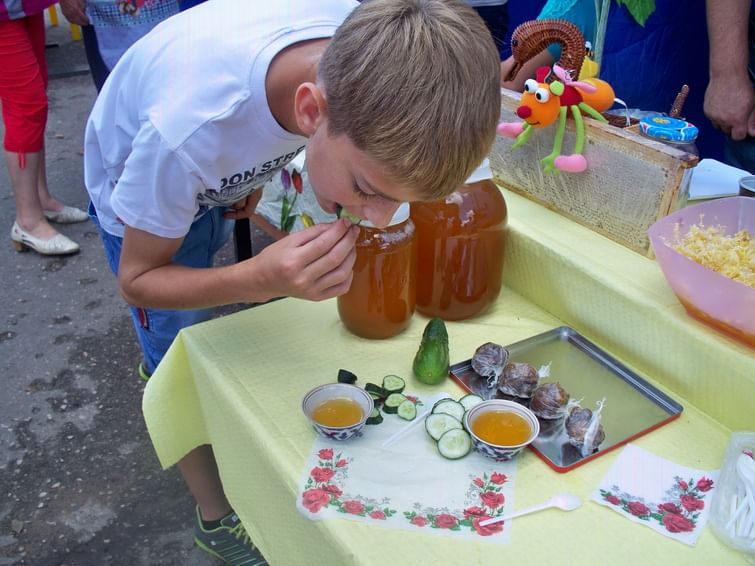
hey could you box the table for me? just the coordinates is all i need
[143,190,754,565]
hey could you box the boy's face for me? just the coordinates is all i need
[304,123,417,228]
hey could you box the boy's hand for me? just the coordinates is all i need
[224,190,263,220]
[249,218,359,302]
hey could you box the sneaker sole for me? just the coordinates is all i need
[194,537,228,563]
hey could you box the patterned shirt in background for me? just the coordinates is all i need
[0,0,56,20]
[86,0,179,70]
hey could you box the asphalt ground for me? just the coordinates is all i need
[0,14,272,566]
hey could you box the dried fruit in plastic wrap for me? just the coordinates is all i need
[497,361,550,399]
[565,399,606,457]
[471,342,509,388]
[530,382,570,420]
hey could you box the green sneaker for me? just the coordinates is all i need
[137,362,151,382]
[194,507,268,566]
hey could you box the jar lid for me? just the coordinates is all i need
[465,158,493,184]
[639,116,698,143]
[360,202,410,228]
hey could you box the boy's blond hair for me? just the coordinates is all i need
[319,0,500,201]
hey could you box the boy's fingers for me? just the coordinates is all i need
[315,271,355,301]
[302,225,358,278]
[295,219,356,263]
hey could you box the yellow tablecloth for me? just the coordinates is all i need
[143,191,754,565]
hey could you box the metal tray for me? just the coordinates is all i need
[450,326,683,473]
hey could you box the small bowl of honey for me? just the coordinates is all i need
[302,383,374,441]
[464,399,540,461]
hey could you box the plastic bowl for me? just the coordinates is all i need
[647,197,754,347]
[463,400,540,461]
[302,383,373,441]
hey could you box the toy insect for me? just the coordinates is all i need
[497,65,615,173]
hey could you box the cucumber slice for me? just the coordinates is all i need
[425,413,462,441]
[437,428,472,460]
[337,369,358,384]
[383,393,407,414]
[368,391,384,405]
[459,394,484,412]
[431,399,465,422]
[381,374,405,394]
[397,399,417,421]
[366,407,383,425]
[364,383,388,398]
[336,205,362,225]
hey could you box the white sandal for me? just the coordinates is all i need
[11,222,80,255]
[42,205,89,224]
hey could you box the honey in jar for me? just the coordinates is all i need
[337,203,416,339]
[312,397,364,427]
[411,160,507,320]
[472,410,531,446]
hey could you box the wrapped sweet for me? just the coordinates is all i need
[498,362,540,398]
[530,382,570,420]
[471,342,509,388]
[565,398,606,457]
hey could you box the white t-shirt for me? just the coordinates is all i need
[84,0,358,239]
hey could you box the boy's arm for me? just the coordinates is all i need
[118,219,359,309]
[704,0,755,141]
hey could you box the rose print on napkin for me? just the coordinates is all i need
[600,474,715,534]
[404,472,510,537]
[592,444,718,546]
[301,448,396,520]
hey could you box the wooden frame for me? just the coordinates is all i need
[489,89,699,256]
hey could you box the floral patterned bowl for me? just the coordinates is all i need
[302,383,374,441]
[464,400,540,461]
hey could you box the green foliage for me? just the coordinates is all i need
[615,0,656,26]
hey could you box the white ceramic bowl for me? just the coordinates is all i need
[302,383,373,441]
[464,399,540,461]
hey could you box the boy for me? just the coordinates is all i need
[84,0,500,562]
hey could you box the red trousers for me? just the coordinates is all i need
[0,12,48,159]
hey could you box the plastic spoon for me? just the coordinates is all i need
[478,493,582,527]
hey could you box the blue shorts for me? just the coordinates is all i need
[90,204,234,374]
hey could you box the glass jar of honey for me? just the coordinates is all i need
[411,160,507,321]
[337,203,416,339]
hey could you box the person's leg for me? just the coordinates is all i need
[92,206,235,515]
[92,204,263,560]
[177,445,231,520]
[0,17,51,238]
[3,150,55,239]
[1,14,80,252]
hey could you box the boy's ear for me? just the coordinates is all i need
[294,82,327,136]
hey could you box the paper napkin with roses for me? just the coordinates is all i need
[297,393,518,543]
[592,444,719,546]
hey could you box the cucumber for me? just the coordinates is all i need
[368,391,384,405]
[336,205,362,225]
[337,369,358,384]
[397,399,417,421]
[425,413,462,441]
[381,374,405,394]
[364,383,388,398]
[437,429,472,460]
[382,393,408,414]
[412,318,449,385]
[431,399,465,422]
[366,407,383,425]
[459,394,484,412]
